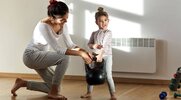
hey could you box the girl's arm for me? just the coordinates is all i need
[96,48,104,62]
[88,32,103,49]
[96,31,112,62]
[88,32,95,49]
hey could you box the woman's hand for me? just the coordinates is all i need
[80,51,92,64]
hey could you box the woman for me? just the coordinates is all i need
[11,0,92,100]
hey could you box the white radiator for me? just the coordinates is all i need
[112,38,156,73]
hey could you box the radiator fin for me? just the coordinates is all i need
[112,38,156,73]
[112,38,155,47]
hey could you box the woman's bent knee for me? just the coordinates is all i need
[57,55,69,65]
[63,55,69,62]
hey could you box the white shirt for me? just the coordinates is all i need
[27,21,77,54]
[88,29,112,55]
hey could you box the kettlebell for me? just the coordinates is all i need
[85,53,106,85]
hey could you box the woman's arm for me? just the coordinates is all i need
[65,49,92,64]
[61,24,77,49]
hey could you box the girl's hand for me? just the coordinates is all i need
[93,44,103,49]
[96,54,103,62]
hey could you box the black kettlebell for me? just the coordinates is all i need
[85,53,106,85]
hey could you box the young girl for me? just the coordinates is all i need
[11,0,92,100]
[81,7,117,100]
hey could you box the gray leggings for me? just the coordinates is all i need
[23,47,69,93]
[87,55,116,95]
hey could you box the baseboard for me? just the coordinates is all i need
[0,72,170,85]
[113,77,170,85]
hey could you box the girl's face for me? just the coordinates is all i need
[53,12,68,25]
[96,15,109,30]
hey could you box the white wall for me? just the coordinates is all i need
[0,0,48,73]
[0,0,181,80]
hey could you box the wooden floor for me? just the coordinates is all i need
[0,78,178,100]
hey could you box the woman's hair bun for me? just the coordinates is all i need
[49,0,57,5]
[97,7,104,12]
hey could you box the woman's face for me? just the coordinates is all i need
[54,12,68,25]
[96,15,109,30]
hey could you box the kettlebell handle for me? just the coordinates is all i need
[85,52,97,71]
[92,52,98,61]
